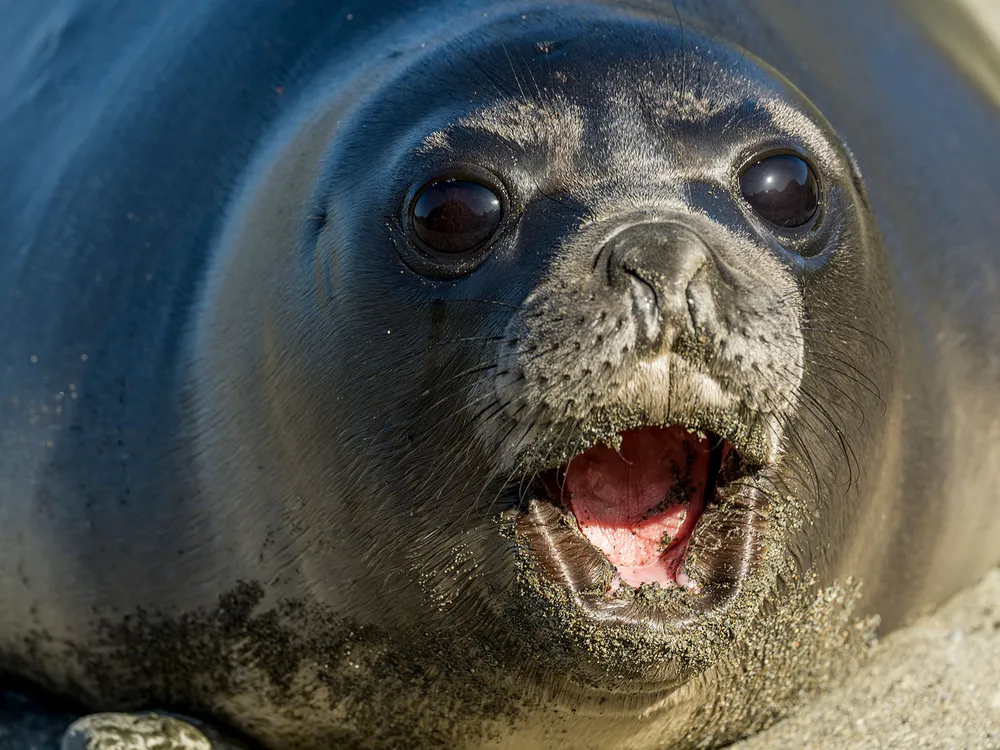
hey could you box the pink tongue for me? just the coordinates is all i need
[564,426,710,588]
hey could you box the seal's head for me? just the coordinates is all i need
[265,5,892,713]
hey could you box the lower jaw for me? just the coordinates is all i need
[486,522,723,694]
[511,498,754,605]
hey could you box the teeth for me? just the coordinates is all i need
[675,570,701,593]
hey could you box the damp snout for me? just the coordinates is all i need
[603,222,712,352]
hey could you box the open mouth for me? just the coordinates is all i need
[533,425,736,592]
[517,421,762,605]
[495,412,784,691]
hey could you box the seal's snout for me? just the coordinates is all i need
[604,222,711,351]
[492,195,806,632]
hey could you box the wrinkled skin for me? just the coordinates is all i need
[1,1,999,749]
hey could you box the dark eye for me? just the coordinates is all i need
[739,154,820,229]
[410,178,502,255]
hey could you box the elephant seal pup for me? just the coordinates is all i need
[2,0,1000,748]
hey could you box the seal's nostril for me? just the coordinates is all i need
[625,268,661,344]
[684,262,710,330]
[602,222,713,348]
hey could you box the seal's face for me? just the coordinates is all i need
[303,9,889,702]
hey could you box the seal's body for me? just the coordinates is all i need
[1,1,999,748]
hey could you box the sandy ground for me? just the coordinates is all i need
[731,569,1000,750]
[2,2,999,749]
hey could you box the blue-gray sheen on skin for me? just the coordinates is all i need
[0,1,999,749]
